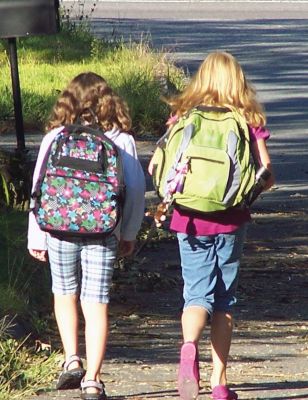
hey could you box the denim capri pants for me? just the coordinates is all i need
[47,235,118,304]
[177,224,247,315]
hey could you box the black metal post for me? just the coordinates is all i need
[8,37,25,151]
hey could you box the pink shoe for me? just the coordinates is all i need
[178,342,199,400]
[211,385,238,400]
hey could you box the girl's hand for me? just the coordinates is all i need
[29,249,48,262]
[118,240,135,257]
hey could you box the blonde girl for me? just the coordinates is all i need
[28,72,145,400]
[150,52,274,400]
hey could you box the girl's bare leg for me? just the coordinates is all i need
[181,305,208,342]
[210,311,233,388]
[81,302,109,393]
[54,294,79,368]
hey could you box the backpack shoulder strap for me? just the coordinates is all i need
[163,120,194,193]
[30,128,65,208]
[228,109,250,142]
[65,124,106,139]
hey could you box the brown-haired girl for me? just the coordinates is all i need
[28,72,145,400]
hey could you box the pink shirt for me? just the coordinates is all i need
[170,125,270,235]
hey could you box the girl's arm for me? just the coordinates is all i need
[28,128,62,254]
[251,138,275,190]
[119,135,146,249]
[148,154,155,176]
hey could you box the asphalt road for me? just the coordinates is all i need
[80,0,308,213]
[65,0,308,21]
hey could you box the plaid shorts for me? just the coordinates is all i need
[47,235,118,304]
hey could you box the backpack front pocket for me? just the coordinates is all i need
[181,145,231,202]
[37,173,119,236]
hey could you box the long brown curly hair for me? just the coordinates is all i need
[46,72,132,133]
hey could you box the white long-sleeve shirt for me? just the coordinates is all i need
[28,126,145,250]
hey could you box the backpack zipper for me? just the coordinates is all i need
[188,156,225,165]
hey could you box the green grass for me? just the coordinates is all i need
[0,211,53,324]
[0,211,57,399]
[0,327,60,399]
[0,23,186,135]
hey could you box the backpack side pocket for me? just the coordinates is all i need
[151,146,165,197]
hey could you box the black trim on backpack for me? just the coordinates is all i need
[195,105,232,113]
[64,124,125,193]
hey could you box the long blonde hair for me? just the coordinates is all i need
[166,51,266,127]
[46,72,132,133]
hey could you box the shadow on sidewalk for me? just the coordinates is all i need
[234,380,308,399]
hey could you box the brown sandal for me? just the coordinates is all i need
[80,379,107,400]
[56,354,86,390]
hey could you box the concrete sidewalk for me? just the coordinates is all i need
[22,138,308,400]
[26,210,308,400]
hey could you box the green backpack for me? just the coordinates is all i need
[151,106,255,213]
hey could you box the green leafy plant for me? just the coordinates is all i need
[0,211,52,322]
[0,319,60,399]
[0,171,10,206]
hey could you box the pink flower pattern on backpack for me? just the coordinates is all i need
[34,127,124,237]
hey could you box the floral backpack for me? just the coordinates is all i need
[31,125,125,238]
